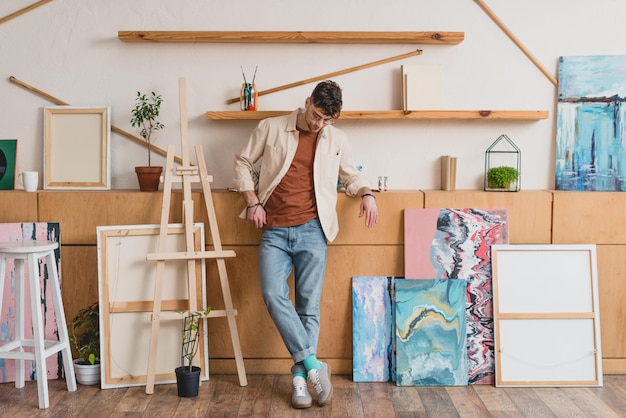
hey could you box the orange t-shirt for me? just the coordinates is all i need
[264,129,318,228]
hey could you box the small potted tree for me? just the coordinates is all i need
[486,166,519,191]
[130,91,165,191]
[69,301,101,385]
[175,307,212,397]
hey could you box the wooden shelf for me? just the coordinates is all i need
[205,110,549,121]
[118,31,464,44]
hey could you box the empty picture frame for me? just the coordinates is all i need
[491,244,602,387]
[44,106,111,189]
[97,223,208,388]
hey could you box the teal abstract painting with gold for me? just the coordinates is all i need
[395,278,468,386]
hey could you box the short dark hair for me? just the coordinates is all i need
[310,80,342,119]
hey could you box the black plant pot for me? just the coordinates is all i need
[175,366,201,398]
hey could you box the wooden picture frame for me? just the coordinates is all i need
[97,223,208,388]
[43,106,111,189]
[491,244,602,387]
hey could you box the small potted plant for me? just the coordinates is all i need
[175,307,211,397]
[486,166,519,191]
[130,91,165,191]
[69,301,101,385]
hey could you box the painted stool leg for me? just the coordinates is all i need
[0,253,5,319]
[46,251,77,391]
[14,258,26,389]
[27,252,49,409]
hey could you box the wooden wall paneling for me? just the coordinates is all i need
[0,191,38,222]
[423,190,553,244]
[60,245,99,335]
[208,190,262,246]
[209,190,424,246]
[37,191,199,244]
[596,245,626,374]
[205,244,404,375]
[333,191,424,245]
[552,191,626,244]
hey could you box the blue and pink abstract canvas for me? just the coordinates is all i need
[556,55,626,191]
[395,278,467,386]
[404,208,509,384]
[352,276,395,382]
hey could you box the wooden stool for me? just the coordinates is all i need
[0,240,77,409]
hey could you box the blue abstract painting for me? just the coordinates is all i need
[395,278,468,387]
[556,55,626,191]
[352,276,395,382]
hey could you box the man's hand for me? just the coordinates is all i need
[242,190,266,228]
[246,203,266,228]
[359,193,378,228]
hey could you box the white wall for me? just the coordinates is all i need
[2,0,625,191]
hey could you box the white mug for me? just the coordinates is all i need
[19,171,38,192]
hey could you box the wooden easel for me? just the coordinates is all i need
[144,77,247,394]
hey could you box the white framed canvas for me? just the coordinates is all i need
[491,244,602,387]
[97,223,208,388]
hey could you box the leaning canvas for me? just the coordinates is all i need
[395,278,468,386]
[352,276,395,382]
[404,208,509,384]
[556,55,626,191]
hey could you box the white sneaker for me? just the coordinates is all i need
[291,375,312,409]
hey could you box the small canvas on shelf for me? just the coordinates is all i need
[401,64,443,111]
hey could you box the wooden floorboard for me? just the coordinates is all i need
[0,374,624,417]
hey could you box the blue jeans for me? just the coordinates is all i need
[258,217,328,364]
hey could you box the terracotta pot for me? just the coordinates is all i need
[135,166,163,192]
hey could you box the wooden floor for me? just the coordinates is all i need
[0,374,625,417]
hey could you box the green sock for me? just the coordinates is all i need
[303,355,321,371]
[293,372,307,379]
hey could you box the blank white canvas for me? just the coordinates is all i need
[498,318,598,382]
[97,223,208,389]
[402,64,443,110]
[494,249,593,313]
[491,244,602,387]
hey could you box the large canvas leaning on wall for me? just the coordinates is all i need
[556,55,626,191]
[395,278,468,386]
[491,244,602,387]
[97,223,208,388]
[0,222,62,383]
[404,208,509,384]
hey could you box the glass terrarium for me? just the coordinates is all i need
[484,134,521,192]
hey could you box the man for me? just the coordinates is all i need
[233,80,378,409]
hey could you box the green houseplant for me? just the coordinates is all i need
[175,307,212,397]
[130,91,165,191]
[69,301,101,385]
[486,166,519,190]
